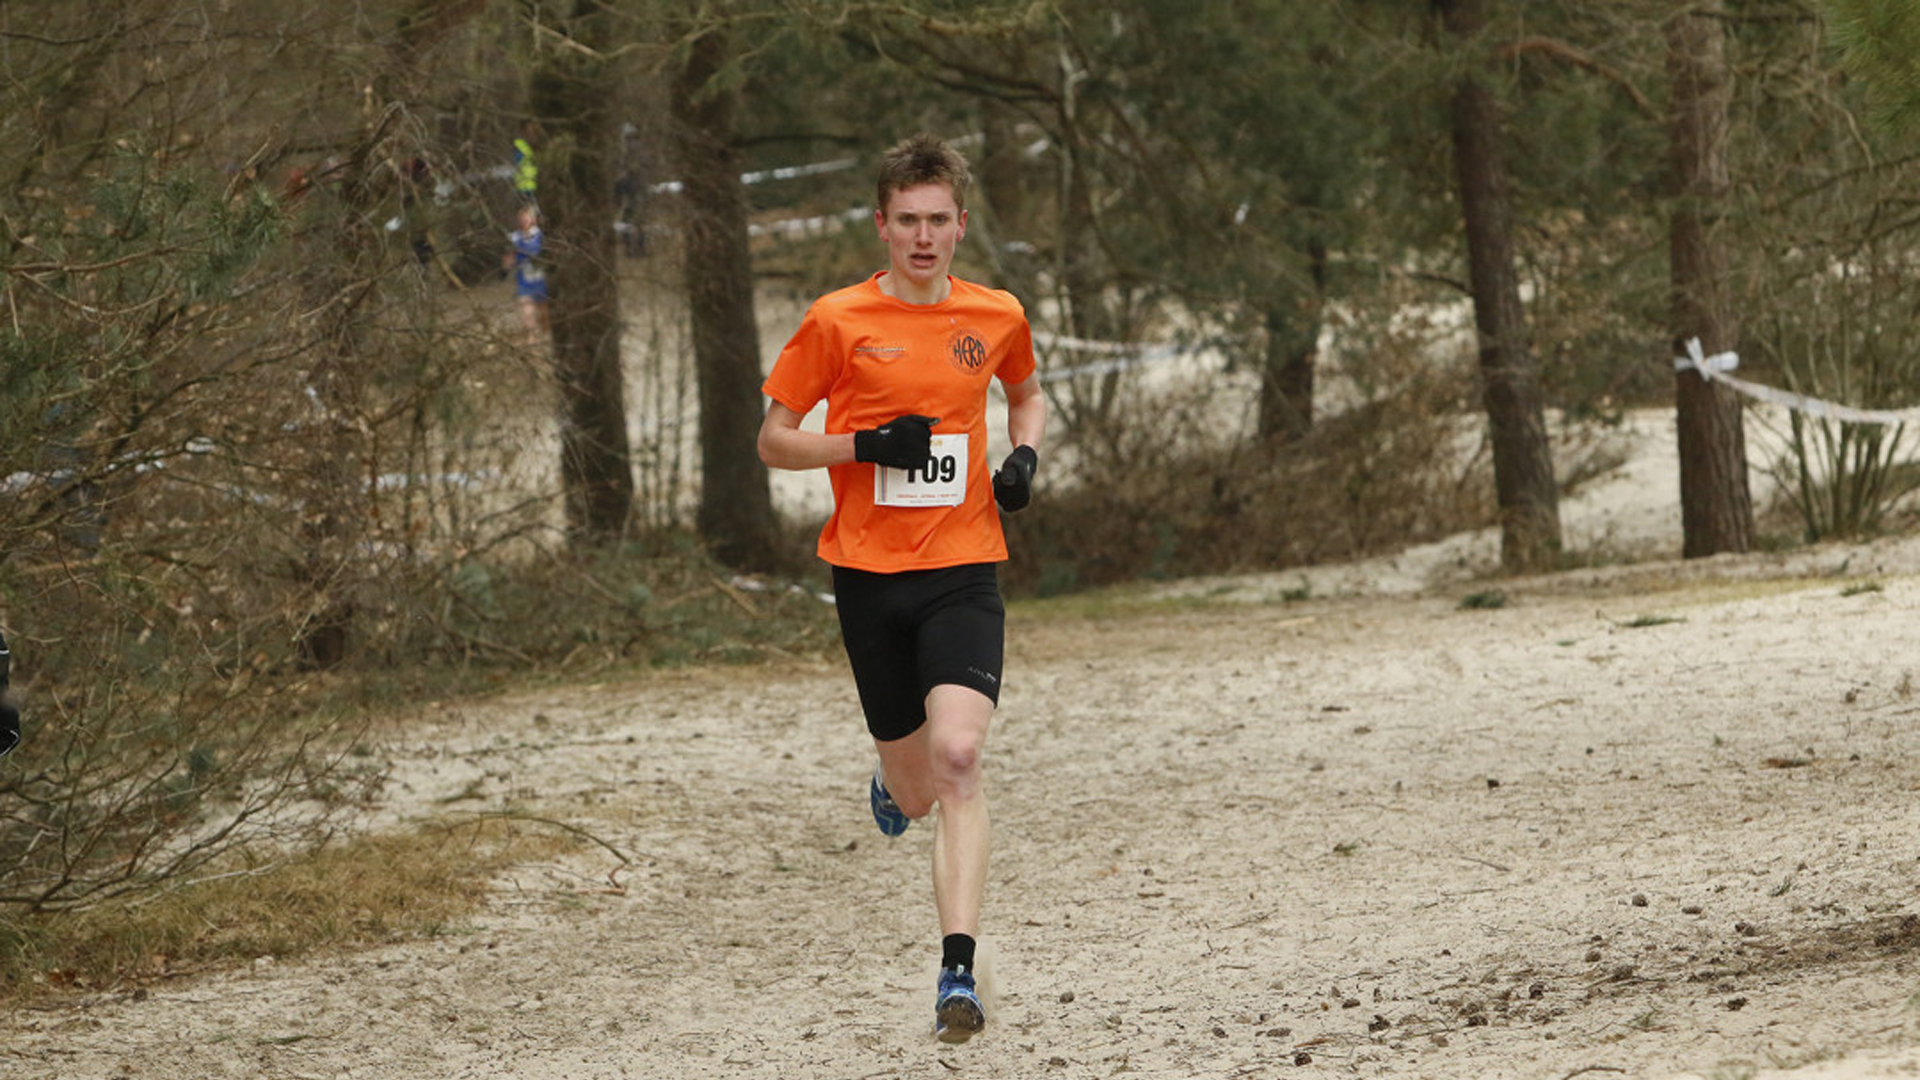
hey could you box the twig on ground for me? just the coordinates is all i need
[1453,851,1512,873]
[711,575,760,616]
[455,809,634,865]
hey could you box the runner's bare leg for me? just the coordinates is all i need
[874,683,993,937]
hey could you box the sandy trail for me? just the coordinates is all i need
[8,405,1920,1079]
[7,521,1920,1079]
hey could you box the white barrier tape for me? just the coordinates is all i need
[1675,337,1920,426]
[748,207,867,239]
[1037,356,1148,383]
[543,133,982,197]
[1032,330,1225,383]
[1035,330,1167,356]
[372,469,502,491]
[741,157,860,186]
[3,463,498,498]
[1673,339,1739,374]
[439,135,994,205]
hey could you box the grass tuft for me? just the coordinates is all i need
[0,817,571,1003]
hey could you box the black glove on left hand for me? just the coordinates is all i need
[992,445,1038,512]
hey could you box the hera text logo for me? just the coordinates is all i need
[949,327,989,374]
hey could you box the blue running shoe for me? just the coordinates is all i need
[935,967,985,1043]
[869,765,910,837]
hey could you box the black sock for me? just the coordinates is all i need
[942,933,976,975]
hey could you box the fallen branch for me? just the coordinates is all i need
[456,810,634,865]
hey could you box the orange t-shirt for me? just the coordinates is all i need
[763,273,1038,573]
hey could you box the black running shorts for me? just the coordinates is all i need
[831,563,1006,742]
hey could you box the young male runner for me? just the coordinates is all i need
[757,134,1046,1043]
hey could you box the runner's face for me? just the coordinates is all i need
[877,182,965,294]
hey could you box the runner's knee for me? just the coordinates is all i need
[934,737,979,778]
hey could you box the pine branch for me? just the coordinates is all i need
[1499,35,1657,120]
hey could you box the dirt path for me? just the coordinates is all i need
[7,534,1920,1080]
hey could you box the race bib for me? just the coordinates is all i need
[875,433,968,507]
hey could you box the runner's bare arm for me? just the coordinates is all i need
[758,401,857,471]
[1002,373,1045,454]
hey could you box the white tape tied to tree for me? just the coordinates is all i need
[1674,337,1920,426]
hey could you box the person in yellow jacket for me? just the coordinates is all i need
[512,121,539,204]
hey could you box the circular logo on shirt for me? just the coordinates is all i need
[949,327,989,374]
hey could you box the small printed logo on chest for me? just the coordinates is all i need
[948,327,989,374]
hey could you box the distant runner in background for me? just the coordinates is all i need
[511,120,540,206]
[503,204,548,347]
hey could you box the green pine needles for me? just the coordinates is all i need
[1824,0,1920,130]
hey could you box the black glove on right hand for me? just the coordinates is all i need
[993,445,1039,512]
[853,414,939,469]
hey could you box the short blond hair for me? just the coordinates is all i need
[876,134,971,213]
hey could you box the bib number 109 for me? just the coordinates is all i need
[875,433,968,507]
[906,454,957,485]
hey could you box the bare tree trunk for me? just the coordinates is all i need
[978,99,1038,311]
[291,72,405,668]
[529,0,634,544]
[1257,238,1327,444]
[1437,0,1561,572]
[285,0,496,664]
[670,19,780,570]
[980,102,1031,242]
[1668,0,1753,557]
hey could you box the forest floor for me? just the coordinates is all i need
[6,307,1920,1078]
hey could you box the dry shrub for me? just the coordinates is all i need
[1004,341,1493,596]
[1749,255,1920,543]
[0,559,379,912]
[0,147,837,920]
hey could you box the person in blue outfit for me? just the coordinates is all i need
[503,204,548,346]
